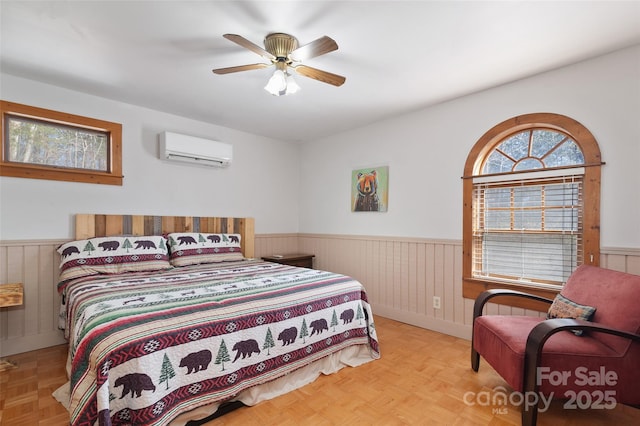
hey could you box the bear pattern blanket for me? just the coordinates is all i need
[58,259,380,425]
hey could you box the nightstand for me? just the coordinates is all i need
[261,254,315,269]
[0,283,23,371]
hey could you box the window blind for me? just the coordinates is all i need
[472,173,583,287]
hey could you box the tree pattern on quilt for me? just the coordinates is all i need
[299,318,309,343]
[83,240,96,255]
[263,328,275,355]
[215,339,231,371]
[330,310,339,331]
[159,354,176,390]
[109,304,370,400]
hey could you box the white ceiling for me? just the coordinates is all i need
[2,1,639,143]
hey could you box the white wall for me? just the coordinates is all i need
[0,75,301,240]
[1,45,639,353]
[299,45,640,249]
[2,45,638,247]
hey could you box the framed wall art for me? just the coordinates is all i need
[351,166,388,212]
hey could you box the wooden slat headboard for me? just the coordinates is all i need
[75,214,255,258]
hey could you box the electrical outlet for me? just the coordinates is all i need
[433,296,441,309]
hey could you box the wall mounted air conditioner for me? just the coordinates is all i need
[159,131,232,167]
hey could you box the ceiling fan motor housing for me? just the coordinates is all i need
[264,33,299,61]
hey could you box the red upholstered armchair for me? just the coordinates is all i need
[471,265,640,426]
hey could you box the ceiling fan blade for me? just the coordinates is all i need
[223,34,275,61]
[294,65,346,87]
[289,36,338,61]
[212,63,271,74]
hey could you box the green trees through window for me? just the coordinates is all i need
[0,100,122,185]
[7,115,108,171]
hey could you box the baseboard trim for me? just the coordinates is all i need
[373,304,472,341]
[1,332,66,357]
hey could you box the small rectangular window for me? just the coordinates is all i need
[6,115,109,171]
[0,101,122,185]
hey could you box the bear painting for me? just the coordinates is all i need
[352,166,388,212]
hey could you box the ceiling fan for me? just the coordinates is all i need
[212,33,346,96]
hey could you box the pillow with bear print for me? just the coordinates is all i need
[57,236,171,282]
[167,232,243,266]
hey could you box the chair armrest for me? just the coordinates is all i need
[525,319,640,377]
[528,318,640,350]
[521,319,640,426]
[473,289,554,321]
[524,318,640,396]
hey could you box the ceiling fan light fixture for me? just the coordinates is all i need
[264,69,287,95]
[285,73,300,94]
[264,60,300,96]
[264,70,301,96]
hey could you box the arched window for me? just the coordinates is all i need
[462,113,602,306]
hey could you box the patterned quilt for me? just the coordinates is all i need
[58,259,380,426]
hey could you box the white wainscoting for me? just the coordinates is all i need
[298,235,640,340]
[1,236,638,356]
[0,240,66,357]
[299,234,473,338]
[254,233,300,260]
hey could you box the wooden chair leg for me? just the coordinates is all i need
[471,348,480,372]
[521,403,538,426]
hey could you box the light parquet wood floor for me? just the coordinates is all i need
[1,316,638,425]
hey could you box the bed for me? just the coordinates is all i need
[55,214,380,426]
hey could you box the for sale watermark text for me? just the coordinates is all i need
[537,366,618,387]
[464,366,618,414]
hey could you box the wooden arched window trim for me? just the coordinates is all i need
[462,113,602,311]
